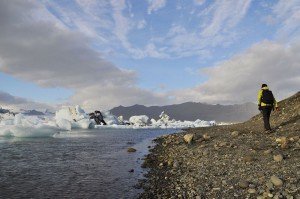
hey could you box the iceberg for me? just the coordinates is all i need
[150,112,215,128]
[0,106,217,137]
[129,115,149,126]
[0,113,64,138]
[102,111,119,125]
[55,105,93,130]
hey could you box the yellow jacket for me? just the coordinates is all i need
[257,86,278,107]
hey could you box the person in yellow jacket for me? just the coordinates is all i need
[257,84,278,132]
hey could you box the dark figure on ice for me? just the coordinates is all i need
[257,84,278,132]
[89,111,107,125]
[95,111,107,125]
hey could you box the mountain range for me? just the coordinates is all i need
[110,102,259,122]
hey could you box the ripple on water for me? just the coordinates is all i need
[0,128,178,198]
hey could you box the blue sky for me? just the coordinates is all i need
[0,0,299,110]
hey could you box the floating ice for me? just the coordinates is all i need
[150,112,215,128]
[55,105,93,130]
[102,111,119,125]
[0,106,217,138]
[129,115,149,126]
[0,113,63,138]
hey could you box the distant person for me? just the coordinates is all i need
[257,84,278,132]
[89,113,98,124]
[95,110,107,125]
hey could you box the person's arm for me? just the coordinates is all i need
[273,96,278,109]
[257,90,262,110]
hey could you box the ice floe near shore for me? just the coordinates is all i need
[55,105,93,130]
[0,105,216,137]
[0,113,64,137]
[129,115,149,127]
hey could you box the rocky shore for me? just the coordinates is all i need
[139,92,300,199]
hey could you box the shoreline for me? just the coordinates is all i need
[139,93,300,198]
[138,120,300,198]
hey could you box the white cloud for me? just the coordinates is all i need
[144,1,252,59]
[194,0,206,6]
[170,41,300,104]
[201,0,252,37]
[0,91,53,111]
[272,0,300,41]
[147,0,167,14]
[137,19,147,29]
[42,0,253,60]
[71,85,168,110]
[45,0,111,42]
[0,1,168,111]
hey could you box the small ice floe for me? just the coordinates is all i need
[150,111,215,128]
[129,115,149,127]
[0,113,64,138]
[55,105,94,130]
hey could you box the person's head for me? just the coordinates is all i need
[261,84,267,88]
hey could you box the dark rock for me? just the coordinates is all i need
[127,148,137,152]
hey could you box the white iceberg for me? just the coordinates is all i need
[102,111,119,125]
[150,111,215,128]
[0,106,217,136]
[0,113,64,138]
[55,105,93,130]
[129,115,149,126]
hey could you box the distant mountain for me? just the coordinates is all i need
[0,108,10,114]
[110,102,258,122]
[22,109,45,116]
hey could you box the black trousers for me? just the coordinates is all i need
[100,119,107,125]
[94,117,107,125]
[262,106,272,130]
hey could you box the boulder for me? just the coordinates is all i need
[127,147,137,152]
[270,175,283,187]
[231,131,239,137]
[273,154,283,162]
[276,137,288,149]
[183,134,194,144]
[203,133,211,140]
[238,180,249,189]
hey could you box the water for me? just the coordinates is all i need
[0,128,179,199]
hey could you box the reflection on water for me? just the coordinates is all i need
[0,128,178,199]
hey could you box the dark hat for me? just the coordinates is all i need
[261,84,267,88]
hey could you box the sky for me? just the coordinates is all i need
[0,0,299,111]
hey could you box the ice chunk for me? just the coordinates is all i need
[150,111,215,128]
[129,115,149,126]
[102,111,119,125]
[0,113,64,138]
[56,118,72,131]
[55,105,92,129]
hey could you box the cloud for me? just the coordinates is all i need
[201,0,252,37]
[0,91,53,111]
[144,0,252,59]
[194,0,206,6]
[70,85,168,110]
[147,0,167,14]
[0,0,168,111]
[170,41,300,104]
[42,0,253,60]
[272,0,300,41]
[137,19,147,29]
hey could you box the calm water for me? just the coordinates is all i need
[0,128,178,199]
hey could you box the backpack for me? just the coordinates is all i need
[261,90,274,105]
